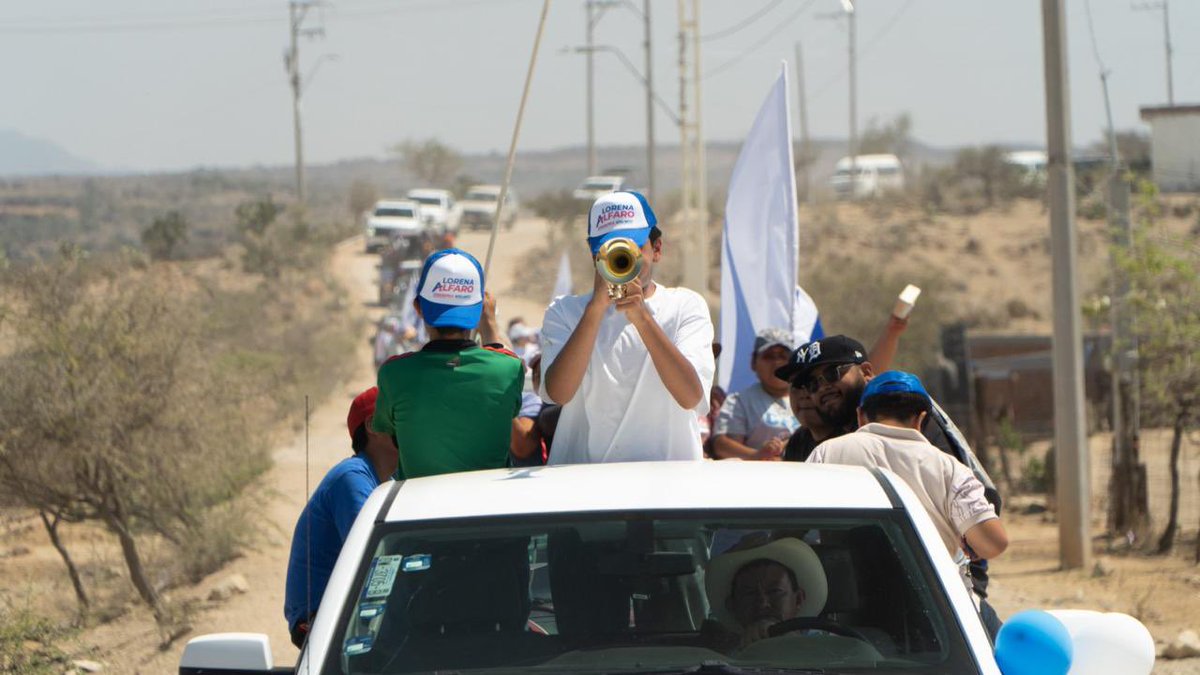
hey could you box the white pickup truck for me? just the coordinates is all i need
[179,462,1154,675]
[458,184,518,231]
[405,189,458,235]
[363,200,424,253]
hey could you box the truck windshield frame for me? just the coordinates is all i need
[321,508,981,675]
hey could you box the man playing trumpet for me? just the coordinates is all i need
[540,191,715,463]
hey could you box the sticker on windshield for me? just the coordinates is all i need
[402,553,432,573]
[357,601,386,620]
[364,555,403,599]
[344,635,373,656]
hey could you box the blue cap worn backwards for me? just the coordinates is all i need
[860,371,930,406]
[416,248,485,329]
[587,190,657,256]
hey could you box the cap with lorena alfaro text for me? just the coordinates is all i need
[587,191,657,255]
[416,248,485,329]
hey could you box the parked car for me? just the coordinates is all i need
[178,461,1155,675]
[830,153,906,199]
[458,184,518,231]
[405,188,458,234]
[363,200,423,253]
[572,174,625,202]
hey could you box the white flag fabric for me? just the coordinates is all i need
[719,63,810,394]
[552,250,573,302]
[793,285,824,348]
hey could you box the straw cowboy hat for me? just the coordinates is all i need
[704,537,829,631]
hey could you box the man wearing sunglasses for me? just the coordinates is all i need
[775,336,873,462]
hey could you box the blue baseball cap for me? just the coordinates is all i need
[416,248,485,329]
[587,190,657,255]
[860,370,931,405]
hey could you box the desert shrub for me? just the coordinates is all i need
[0,604,73,674]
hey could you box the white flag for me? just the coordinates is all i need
[551,250,572,302]
[719,63,805,394]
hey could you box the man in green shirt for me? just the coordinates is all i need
[372,248,524,479]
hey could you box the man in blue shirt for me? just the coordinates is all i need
[284,386,398,648]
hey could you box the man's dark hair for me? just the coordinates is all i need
[860,391,931,425]
[649,226,663,244]
[733,558,798,592]
[351,422,369,454]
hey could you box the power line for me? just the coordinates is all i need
[701,0,784,42]
[1083,0,1108,73]
[808,0,914,101]
[0,0,528,34]
[704,0,817,79]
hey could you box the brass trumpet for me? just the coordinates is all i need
[595,238,643,300]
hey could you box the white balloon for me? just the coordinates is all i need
[1046,610,1155,675]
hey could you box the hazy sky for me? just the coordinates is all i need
[2,0,1197,172]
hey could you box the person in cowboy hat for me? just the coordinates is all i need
[703,537,829,650]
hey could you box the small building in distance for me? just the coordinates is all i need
[1139,104,1200,192]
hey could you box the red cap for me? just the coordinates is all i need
[347,387,379,439]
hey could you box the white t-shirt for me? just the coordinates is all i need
[807,423,997,558]
[539,286,715,464]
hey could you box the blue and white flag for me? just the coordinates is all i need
[552,250,572,302]
[719,63,821,393]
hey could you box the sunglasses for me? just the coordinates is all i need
[797,363,855,394]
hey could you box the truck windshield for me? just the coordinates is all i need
[465,191,497,202]
[374,208,415,218]
[326,511,978,674]
[410,196,442,206]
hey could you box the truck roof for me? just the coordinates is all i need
[383,461,894,523]
[373,199,419,210]
[405,188,451,198]
[834,154,902,169]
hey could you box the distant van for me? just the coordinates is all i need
[1003,150,1048,187]
[830,154,905,199]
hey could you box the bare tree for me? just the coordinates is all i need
[0,251,261,627]
[392,138,463,187]
[348,179,378,218]
[858,112,913,159]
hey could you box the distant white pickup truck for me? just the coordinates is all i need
[458,184,518,231]
[405,188,459,234]
[363,200,423,253]
[572,175,625,202]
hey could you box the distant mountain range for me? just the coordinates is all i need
[0,127,1036,195]
[0,130,100,176]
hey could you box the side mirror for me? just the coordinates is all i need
[995,609,1155,675]
[179,632,291,675]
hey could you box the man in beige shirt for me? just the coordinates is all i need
[807,371,1008,562]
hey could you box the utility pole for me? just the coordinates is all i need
[794,41,812,204]
[1041,0,1092,570]
[586,0,597,175]
[644,0,656,199]
[1133,1,1174,105]
[285,0,323,210]
[677,0,708,298]
[843,1,857,194]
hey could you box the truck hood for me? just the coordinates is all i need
[369,216,422,232]
[459,201,497,213]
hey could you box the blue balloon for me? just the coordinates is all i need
[995,610,1074,675]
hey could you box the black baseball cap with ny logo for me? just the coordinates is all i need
[774,335,867,384]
